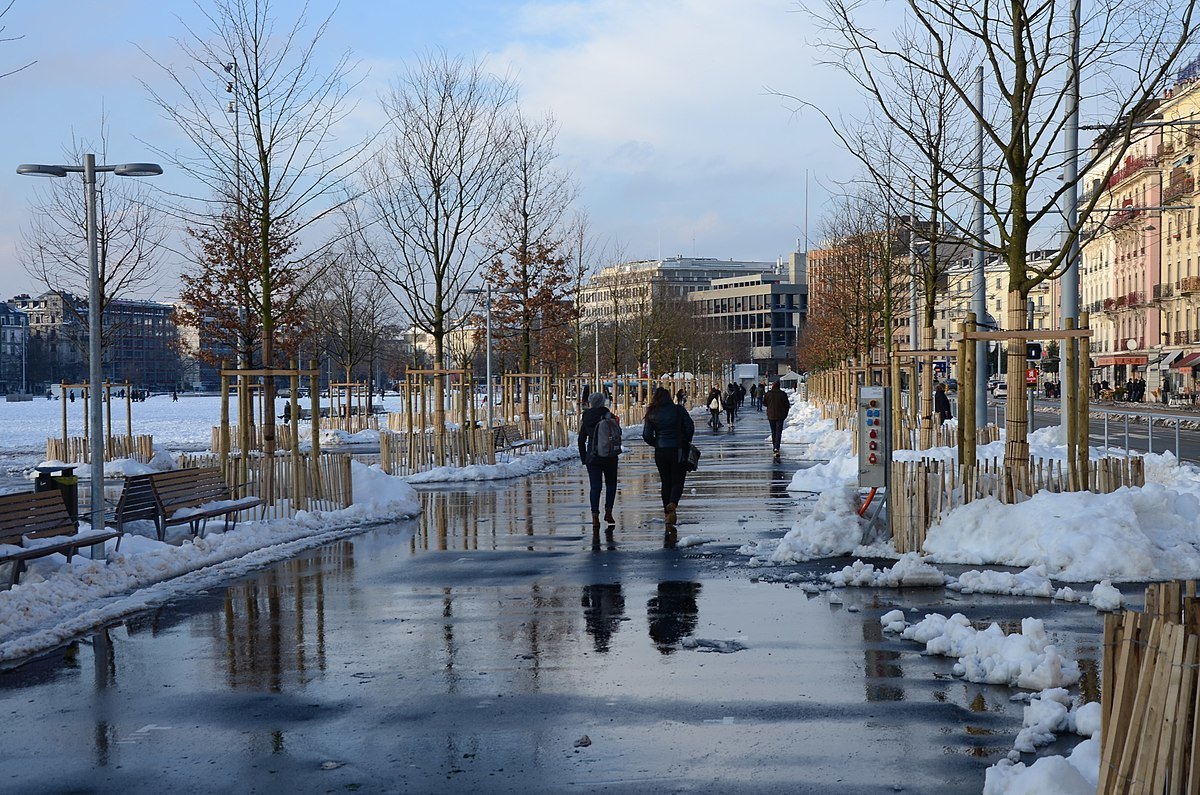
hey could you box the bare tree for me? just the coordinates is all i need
[144,0,366,453]
[808,0,1199,466]
[485,111,577,373]
[20,125,167,358]
[366,51,515,426]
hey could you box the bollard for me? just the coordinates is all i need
[1176,418,1181,459]
[1148,414,1153,454]
[1104,411,1109,452]
[1124,413,1129,454]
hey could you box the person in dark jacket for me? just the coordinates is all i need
[934,382,952,426]
[578,392,620,526]
[722,383,738,429]
[642,386,695,525]
[762,381,791,455]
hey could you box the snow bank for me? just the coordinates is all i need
[894,613,1080,690]
[404,446,577,483]
[825,552,947,587]
[923,484,1200,582]
[984,698,1102,794]
[787,456,859,494]
[740,485,864,564]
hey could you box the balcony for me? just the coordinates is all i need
[1163,175,1196,204]
[1103,297,1116,311]
[1115,295,1128,309]
[1126,291,1143,307]
[1107,154,1157,188]
[1181,276,1200,295]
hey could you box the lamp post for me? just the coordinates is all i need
[466,284,495,428]
[18,156,163,552]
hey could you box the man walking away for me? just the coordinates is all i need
[763,381,790,457]
[723,384,738,429]
[933,382,952,427]
[748,383,758,411]
[578,392,621,526]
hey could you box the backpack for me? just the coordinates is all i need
[590,412,622,460]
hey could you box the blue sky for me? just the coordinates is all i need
[0,0,860,300]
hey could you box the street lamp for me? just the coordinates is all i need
[18,155,163,552]
[465,284,496,428]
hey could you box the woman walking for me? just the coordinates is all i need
[722,383,739,429]
[706,387,722,429]
[642,386,695,525]
[578,392,620,526]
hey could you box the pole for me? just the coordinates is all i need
[1060,0,1081,424]
[973,65,988,428]
[910,180,919,352]
[84,154,104,552]
[485,283,493,429]
[593,323,600,399]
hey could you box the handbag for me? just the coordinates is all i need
[685,443,701,472]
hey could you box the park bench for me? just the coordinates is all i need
[0,490,121,589]
[107,473,163,541]
[149,467,264,539]
[493,424,536,453]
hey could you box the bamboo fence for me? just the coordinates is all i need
[1100,581,1200,794]
[46,434,155,464]
[890,455,1145,553]
[178,451,354,521]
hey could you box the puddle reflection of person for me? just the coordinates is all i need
[647,581,701,654]
[582,583,625,653]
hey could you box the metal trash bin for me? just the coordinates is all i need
[34,464,79,527]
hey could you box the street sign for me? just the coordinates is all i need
[857,386,891,489]
[1026,367,1038,386]
[1026,342,1043,361]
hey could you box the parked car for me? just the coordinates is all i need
[992,381,1009,399]
[945,378,958,392]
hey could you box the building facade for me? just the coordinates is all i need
[688,273,806,374]
[7,291,181,391]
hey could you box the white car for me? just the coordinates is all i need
[991,381,1009,399]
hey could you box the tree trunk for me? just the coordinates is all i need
[1004,291,1029,472]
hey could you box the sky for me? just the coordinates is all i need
[0,0,863,301]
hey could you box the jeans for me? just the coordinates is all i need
[709,410,721,427]
[769,419,785,450]
[654,447,688,508]
[586,457,618,513]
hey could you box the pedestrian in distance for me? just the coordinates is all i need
[706,387,723,429]
[933,382,952,427]
[763,380,790,456]
[578,392,622,527]
[757,381,767,411]
[723,383,739,429]
[748,383,758,410]
[675,389,688,407]
[643,386,695,525]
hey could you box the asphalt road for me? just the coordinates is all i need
[0,407,1107,794]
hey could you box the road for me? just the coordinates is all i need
[0,407,1106,793]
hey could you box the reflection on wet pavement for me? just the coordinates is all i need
[0,411,1105,792]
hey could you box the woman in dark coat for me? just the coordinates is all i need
[933,382,952,426]
[706,387,723,428]
[643,386,695,525]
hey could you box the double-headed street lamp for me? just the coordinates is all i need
[17,155,163,550]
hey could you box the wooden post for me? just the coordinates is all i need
[310,360,321,460]
[963,313,977,471]
[289,361,304,510]
[124,380,132,440]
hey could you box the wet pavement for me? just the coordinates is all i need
[0,408,1105,793]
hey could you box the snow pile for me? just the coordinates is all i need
[787,456,859,494]
[405,446,577,483]
[1010,689,1099,754]
[984,698,1102,794]
[879,609,906,633]
[951,566,1056,598]
[778,400,853,460]
[676,535,716,548]
[923,484,1200,581]
[825,552,947,587]
[742,485,864,564]
[896,613,1081,690]
[1054,581,1125,612]
[346,461,421,513]
[320,428,380,446]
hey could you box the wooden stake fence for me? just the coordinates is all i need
[179,451,354,521]
[890,455,1145,553]
[1100,580,1200,794]
[46,434,155,464]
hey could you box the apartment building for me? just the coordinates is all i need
[688,273,806,374]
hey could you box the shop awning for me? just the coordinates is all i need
[1159,350,1183,370]
[1171,352,1200,369]
[1095,355,1148,366]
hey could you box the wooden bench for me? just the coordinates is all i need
[107,473,163,540]
[493,424,536,452]
[0,490,121,589]
[149,467,264,539]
